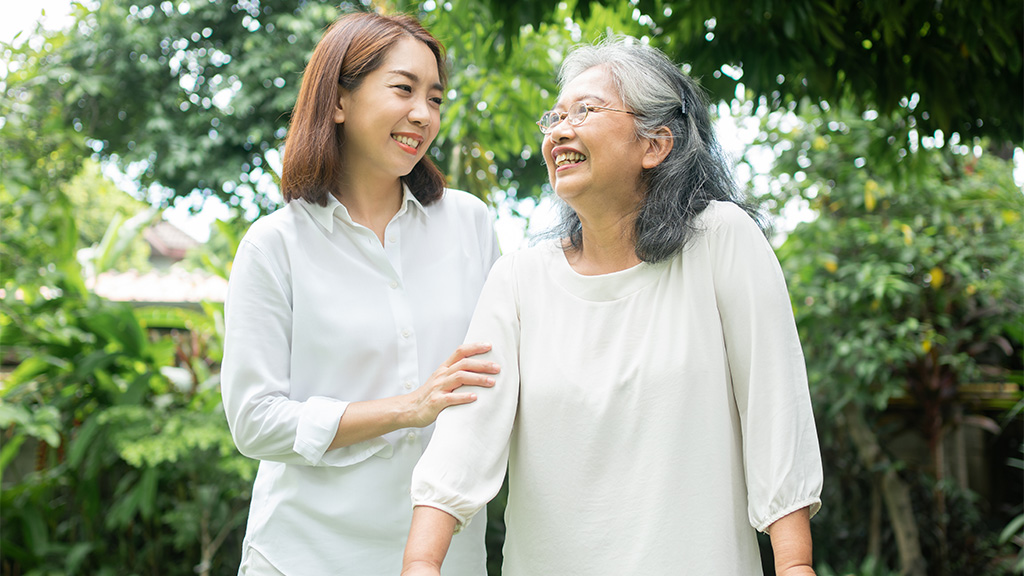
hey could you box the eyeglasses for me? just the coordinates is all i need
[536,101,637,134]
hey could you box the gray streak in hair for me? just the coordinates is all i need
[549,36,763,263]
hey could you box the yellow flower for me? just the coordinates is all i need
[922,339,932,353]
[812,136,828,151]
[864,180,879,212]
[929,267,944,289]
[901,224,913,246]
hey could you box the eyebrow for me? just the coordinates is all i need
[387,69,444,92]
[554,93,611,110]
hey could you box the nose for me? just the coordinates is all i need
[546,118,574,143]
[409,97,431,127]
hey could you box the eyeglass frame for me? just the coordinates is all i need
[536,101,638,134]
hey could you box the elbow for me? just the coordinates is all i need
[223,401,264,460]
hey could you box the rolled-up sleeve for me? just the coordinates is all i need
[411,254,520,530]
[221,237,391,467]
[709,203,823,532]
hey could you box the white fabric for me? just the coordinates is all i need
[222,185,498,576]
[413,201,823,576]
[239,546,286,576]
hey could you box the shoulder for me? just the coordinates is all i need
[239,202,306,252]
[495,240,560,275]
[698,200,757,230]
[431,188,489,217]
[695,200,767,246]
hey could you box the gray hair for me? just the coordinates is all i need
[551,37,761,262]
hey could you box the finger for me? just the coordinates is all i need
[442,342,492,367]
[444,392,478,407]
[442,372,496,392]
[457,372,497,388]
[449,357,501,375]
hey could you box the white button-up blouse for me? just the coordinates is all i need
[221,185,498,575]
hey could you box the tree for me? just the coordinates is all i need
[762,100,1023,574]
[30,0,597,212]
[1,24,255,576]
[35,0,1020,214]
[485,0,1023,147]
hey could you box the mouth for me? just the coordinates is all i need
[554,151,587,168]
[391,133,422,154]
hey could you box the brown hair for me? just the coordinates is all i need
[280,12,448,206]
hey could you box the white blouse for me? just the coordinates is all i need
[221,185,498,575]
[412,201,823,576]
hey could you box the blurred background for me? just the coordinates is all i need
[1,1,1021,574]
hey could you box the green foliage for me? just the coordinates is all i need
[41,0,608,211]
[1,22,253,575]
[768,105,1022,415]
[64,161,155,274]
[766,102,1023,572]
[1,27,89,298]
[481,0,1023,145]
[817,556,900,576]
[1,278,254,574]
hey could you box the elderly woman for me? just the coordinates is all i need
[401,38,823,576]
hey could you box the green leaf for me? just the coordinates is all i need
[1000,513,1024,544]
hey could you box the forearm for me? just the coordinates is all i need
[328,394,413,450]
[769,507,815,576]
[401,506,457,576]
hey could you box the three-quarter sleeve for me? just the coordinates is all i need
[709,203,823,532]
[221,236,390,467]
[411,254,521,530]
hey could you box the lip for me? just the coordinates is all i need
[392,132,425,155]
[550,145,587,172]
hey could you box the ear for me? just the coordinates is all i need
[641,126,673,169]
[333,86,347,125]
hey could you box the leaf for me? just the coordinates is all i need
[67,415,103,468]
[1000,513,1024,544]
[0,435,27,483]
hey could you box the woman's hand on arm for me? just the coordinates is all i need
[769,507,816,576]
[328,342,500,450]
[401,506,458,576]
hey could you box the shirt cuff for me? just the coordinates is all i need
[754,497,822,534]
[292,396,394,466]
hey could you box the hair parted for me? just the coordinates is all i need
[280,12,448,206]
[551,36,764,263]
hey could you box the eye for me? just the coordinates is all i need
[429,97,444,106]
[392,84,413,93]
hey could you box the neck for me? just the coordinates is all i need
[566,208,641,276]
[333,170,403,243]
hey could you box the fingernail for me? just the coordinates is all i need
[487,377,495,384]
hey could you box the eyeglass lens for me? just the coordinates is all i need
[538,102,588,133]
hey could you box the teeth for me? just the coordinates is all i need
[555,151,587,166]
[392,135,420,148]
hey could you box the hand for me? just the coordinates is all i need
[404,342,500,428]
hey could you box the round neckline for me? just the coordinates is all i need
[545,241,666,302]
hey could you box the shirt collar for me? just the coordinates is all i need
[298,182,429,234]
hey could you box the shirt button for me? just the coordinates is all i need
[406,432,417,441]
[401,328,412,338]
[388,235,397,243]
[389,280,398,289]
[403,380,415,390]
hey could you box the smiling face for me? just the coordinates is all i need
[335,36,443,186]
[541,65,657,213]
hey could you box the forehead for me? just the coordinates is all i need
[378,36,441,86]
[555,65,620,108]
